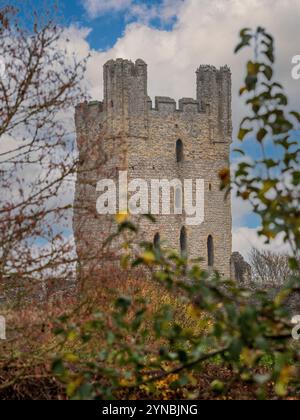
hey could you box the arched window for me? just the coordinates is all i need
[176,139,183,163]
[180,227,187,256]
[207,235,214,267]
[153,233,160,249]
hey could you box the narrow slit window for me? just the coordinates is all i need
[153,233,160,249]
[176,139,183,163]
[207,235,214,267]
[180,226,187,256]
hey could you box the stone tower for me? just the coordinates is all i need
[73,59,232,279]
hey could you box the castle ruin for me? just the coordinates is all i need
[74,59,234,279]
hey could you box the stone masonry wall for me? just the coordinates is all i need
[73,59,233,279]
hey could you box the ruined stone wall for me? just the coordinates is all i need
[73,59,232,279]
[230,252,300,315]
[230,252,252,285]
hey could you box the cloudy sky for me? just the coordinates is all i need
[16,0,300,257]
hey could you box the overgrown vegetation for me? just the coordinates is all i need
[50,27,300,400]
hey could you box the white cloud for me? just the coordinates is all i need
[82,0,132,17]
[62,0,300,253]
[78,0,300,134]
[82,0,184,23]
[125,0,184,25]
[3,0,299,259]
[231,195,252,228]
[233,227,291,260]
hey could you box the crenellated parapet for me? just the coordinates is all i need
[146,97,201,114]
[75,101,103,127]
[75,58,232,143]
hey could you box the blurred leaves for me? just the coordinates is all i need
[48,26,300,400]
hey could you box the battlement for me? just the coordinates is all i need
[77,96,202,116]
[196,64,232,138]
[104,58,147,78]
[178,98,200,112]
[75,100,103,112]
[75,101,104,130]
[146,96,201,114]
[75,58,231,140]
[196,64,231,74]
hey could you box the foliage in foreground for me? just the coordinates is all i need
[0,8,299,400]
[0,273,212,400]
[49,27,300,400]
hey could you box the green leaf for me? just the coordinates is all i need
[263,65,273,80]
[233,148,246,155]
[77,383,93,400]
[290,111,300,122]
[238,127,252,141]
[228,338,243,361]
[245,75,258,91]
[239,86,248,95]
[264,49,274,63]
[257,128,267,142]
[274,93,288,106]
[292,171,300,185]
[52,359,65,376]
[115,296,132,311]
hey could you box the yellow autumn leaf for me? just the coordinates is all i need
[142,251,156,265]
[115,211,128,224]
[66,377,82,397]
[241,348,262,367]
[187,305,202,319]
[64,352,79,363]
[120,254,130,269]
[119,378,134,386]
[275,366,296,397]
[274,289,291,307]
[260,180,276,195]
[67,330,78,341]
